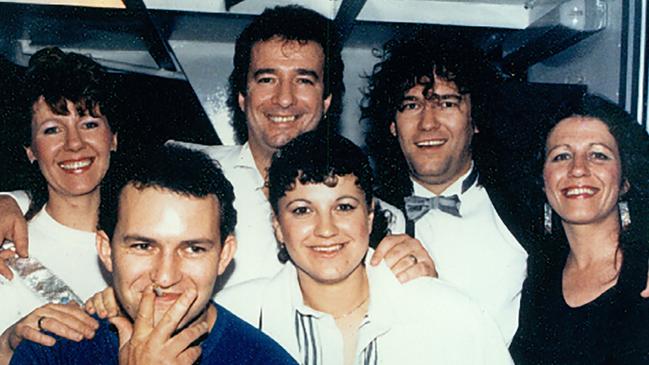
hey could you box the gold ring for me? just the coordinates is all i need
[409,254,418,264]
[37,316,46,331]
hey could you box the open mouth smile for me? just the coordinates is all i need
[58,158,94,174]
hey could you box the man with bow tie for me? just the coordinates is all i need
[362,30,532,345]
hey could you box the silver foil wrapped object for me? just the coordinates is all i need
[2,240,82,304]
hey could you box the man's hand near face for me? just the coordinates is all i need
[0,196,29,280]
[109,286,208,365]
[371,234,437,283]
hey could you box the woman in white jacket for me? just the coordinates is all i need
[217,130,512,365]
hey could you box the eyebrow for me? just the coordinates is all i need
[546,142,616,154]
[252,68,320,80]
[401,93,462,101]
[120,235,216,246]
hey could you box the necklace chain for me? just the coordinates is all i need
[334,295,370,320]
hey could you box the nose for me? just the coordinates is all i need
[273,80,295,108]
[150,251,183,288]
[64,127,84,152]
[314,212,339,238]
[418,103,441,131]
[568,154,590,177]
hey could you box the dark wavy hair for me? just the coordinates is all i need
[20,47,119,221]
[541,93,649,251]
[267,131,389,261]
[227,5,345,144]
[361,29,496,209]
[99,144,237,244]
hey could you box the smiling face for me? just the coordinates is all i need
[26,97,117,199]
[239,37,332,158]
[390,77,475,195]
[544,116,625,227]
[97,185,236,328]
[273,174,373,287]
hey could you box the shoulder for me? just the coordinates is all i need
[205,304,297,365]
[165,141,241,165]
[215,278,270,326]
[11,317,117,365]
[398,277,498,332]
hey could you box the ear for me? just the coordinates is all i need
[238,92,246,112]
[96,230,113,273]
[621,179,631,195]
[389,122,397,137]
[111,133,118,152]
[272,215,284,244]
[24,145,36,163]
[216,235,237,276]
[322,94,332,115]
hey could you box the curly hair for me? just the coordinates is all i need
[361,29,495,208]
[20,47,119,221]
[227,5,344,144]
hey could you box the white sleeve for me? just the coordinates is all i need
[473,308,514,365]
[0,190,31,215]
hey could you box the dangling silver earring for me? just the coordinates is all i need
[277,244,290,263]
[619,201,631,230]
[544,203,553,234]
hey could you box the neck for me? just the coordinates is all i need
[298,266,369,318]
[414,160,472,196]
[562,214,621,269]
[45,189,100,232]
[247,141,276,183]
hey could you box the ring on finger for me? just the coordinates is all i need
[408,254,418,265]
[37,316,46,331]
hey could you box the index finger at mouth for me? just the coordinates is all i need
[132,285,155,339]
[153,288,198,339]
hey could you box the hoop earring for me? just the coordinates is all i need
[619,201,631,230]
[277,244,290,263]
[544,202,553,234]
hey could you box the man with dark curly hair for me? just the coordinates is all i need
[362,30,532,344]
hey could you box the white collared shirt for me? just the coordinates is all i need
[216,251,513,365]
[383,166,528,345]
[173,141,284,288]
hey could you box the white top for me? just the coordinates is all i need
[171,141,284,288]
[217,251,513,365]
[0,207,108,333]
[382,167,528,344]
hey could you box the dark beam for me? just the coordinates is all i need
[122,0,177,72]
[334,0,367,45]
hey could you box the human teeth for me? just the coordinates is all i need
[59,159,92,170]
[416,140,445,147]
[312,244,343,253]
[269,115,296,123]
[566,187,595,196]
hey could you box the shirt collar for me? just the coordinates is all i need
[411,161,477,198]
[235,142,258,170]
[235,142,266,191]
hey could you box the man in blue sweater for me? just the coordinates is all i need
[10,145,296,365]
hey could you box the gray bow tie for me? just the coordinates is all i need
[404,194,462,221]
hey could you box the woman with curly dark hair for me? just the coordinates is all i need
[510,94,649,364]
[0,47,119,364]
